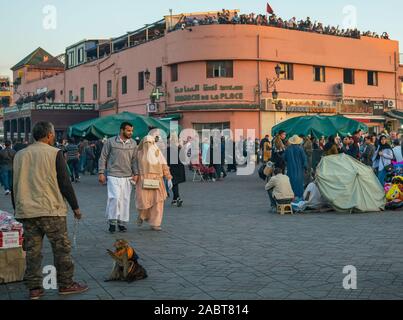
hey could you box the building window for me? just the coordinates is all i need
[313,66,325,82]
[279,63,294,80]
[138,72,144,91]
[171,64,178,82]
[207,61,233,78]
[156,67,163,87]
[78,48,84,64]
[80,87,85,102]
[93,84,98,100]
[107,80,112,98]
[367,71,378,86]
[401,78,403,94]
[344,69,355,84]
[122,76,127,95]
[68,51,74,67]
[69,90,73,103]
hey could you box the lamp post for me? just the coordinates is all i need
[144,68,164,115]
[265,64,283,110]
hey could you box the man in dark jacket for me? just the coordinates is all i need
[13,138,27,153]
[0,140,16,195]
[167,140,186,207]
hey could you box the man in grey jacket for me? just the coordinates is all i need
[98,122,139,233]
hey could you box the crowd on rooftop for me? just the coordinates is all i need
[175,9,390,40]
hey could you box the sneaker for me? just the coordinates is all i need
[136,217,143,227]
[4,190,10,196]
[59,282,89,296]
[151,226,162,231]
[177,199,183,207]
[118,225,127,233]
[109,224,116,233]
[29,288,45,300]
[171,200,178,206]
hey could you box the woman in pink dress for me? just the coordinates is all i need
[136,135,172,231]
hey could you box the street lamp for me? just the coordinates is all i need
[144,68,151,83]
[272,89,279,100]
[275,64,282,78]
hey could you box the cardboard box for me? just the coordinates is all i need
[0,231,23,249]
[0,247,26,284]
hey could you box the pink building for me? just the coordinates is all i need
[9,10,403,138]
[5,48,98,141]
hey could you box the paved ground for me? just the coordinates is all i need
[1,168,403,300]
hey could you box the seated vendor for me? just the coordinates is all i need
[303,175,327,210]
[265,168,295,211]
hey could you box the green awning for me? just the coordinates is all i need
[68,111,172,139]
[98,100,116,111]
[158,113,182,122]
[271,115,368,139]
[385,110,403,120]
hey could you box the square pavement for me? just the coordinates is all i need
[1,169,403,300]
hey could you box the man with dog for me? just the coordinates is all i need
[13,121,88,300]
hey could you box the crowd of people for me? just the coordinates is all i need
[261,129,402,211]
[3,119,402,299]
[177,9,390,40]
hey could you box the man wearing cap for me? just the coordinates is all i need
[284,135,307,201]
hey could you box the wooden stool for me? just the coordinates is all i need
[277,203,293,215]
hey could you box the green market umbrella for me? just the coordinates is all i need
[68,111,172,139]
[271,115,368,139]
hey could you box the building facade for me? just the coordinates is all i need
[4,48,98,141]
[9,11,403,139]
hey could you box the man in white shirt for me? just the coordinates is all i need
[303,180,327,210]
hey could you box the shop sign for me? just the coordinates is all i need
[174,84,244,102]
[372,102,384,116]
[35,103,96,111]
[3,103,35,115]
[286,106,337,113]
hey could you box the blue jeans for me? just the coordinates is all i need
[79,154,87,173]
[378,168,387,186]
[0,168,12,191]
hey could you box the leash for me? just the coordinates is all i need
[72,219,79,249]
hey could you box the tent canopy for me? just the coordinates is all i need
[67,112,174,140]
[316,153,385,213]
[271,115,368,138]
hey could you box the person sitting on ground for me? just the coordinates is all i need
[303,174,327,210]
[265,167,295,212]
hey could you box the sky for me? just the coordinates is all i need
[0,0,402,79]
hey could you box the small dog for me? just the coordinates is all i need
[105,239,147,283]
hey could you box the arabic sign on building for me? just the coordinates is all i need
[174,84,244,103]
[267,99,338,113]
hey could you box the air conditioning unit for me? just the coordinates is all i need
[385,99,396,109]
[260,98,275,111]
[147,103,158,113]
[334,83,344,99]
